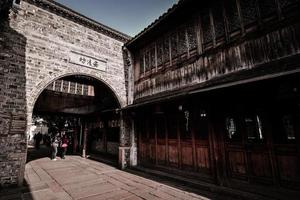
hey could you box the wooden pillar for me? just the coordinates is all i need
[155,116,158,165]
[82,121,88,158]
[178,116,182,169]
[166,115,169,166]
[191,115,197,171]
[207,108,219,185]
[138,118,142,165]
[214,109,229,186]
[73,126,78,154]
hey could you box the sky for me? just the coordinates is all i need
[55,0,178,37]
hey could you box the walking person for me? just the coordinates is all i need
[61,134,68,159]
[51,133,59,161]
[34,132,42,149]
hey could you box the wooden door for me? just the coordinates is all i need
[156,115,167,165]
[223,110,274,183]
[271,102,300,189]
[192,109,212,175]
[167,116,179,167]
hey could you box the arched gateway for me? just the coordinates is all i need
[0,0,131,187]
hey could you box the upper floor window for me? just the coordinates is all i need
[202,10,213,45]
[240,0,258,26]
[171,32,178,59]
[225,0,241,33]
[187,22,197,51]
[279,0,298,9]
[258,0,277,19]
[157,40,164,67]
[212,3,226,41]
[164,37,170,63]
[178,26,188,56]
[145,51,150,72]
[139,53,144,74]
[150,45,156,69]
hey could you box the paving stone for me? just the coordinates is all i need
[65,182,118,199]
[1,155,212,200]
[78,189,132,200]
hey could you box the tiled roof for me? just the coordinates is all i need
[126,0,187,47]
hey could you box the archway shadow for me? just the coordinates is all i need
[26,144,52,163]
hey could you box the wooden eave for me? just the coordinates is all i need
[124,54,300,110]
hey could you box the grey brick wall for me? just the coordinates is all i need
[0,10,27,187]
[0,0,128,187]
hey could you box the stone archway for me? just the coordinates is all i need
[26,72,126,137]
[28,73,126,160]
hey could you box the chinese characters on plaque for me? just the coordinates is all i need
[69,51,107,71]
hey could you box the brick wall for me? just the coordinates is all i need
[0,2,27,186]
[0,0,129,187]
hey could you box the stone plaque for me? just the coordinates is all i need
[69,51,107,71]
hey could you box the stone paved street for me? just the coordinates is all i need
[0,150,210,200]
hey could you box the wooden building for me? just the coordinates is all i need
[124,0,300,198]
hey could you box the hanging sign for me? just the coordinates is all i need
[69,51,107,71]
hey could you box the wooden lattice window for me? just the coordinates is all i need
[55,80,62,92]
[62,81,69,93]
[212,3,226,40]
[240,0,258,26]
[258,0,277,18]
[202,11,213,44]
[178,26,187,55]
[187,22,197,50]
[279,0,298,9]
[170,32,178,59]
[145,51,150,72]
[163,37,170,63]
[76,83,82,95]
[157,40,164,66]
[225,0,241,33]
[83,85,88,96]
[69,82,75,94]
[139,52,144,74]
[150,46,156,69]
